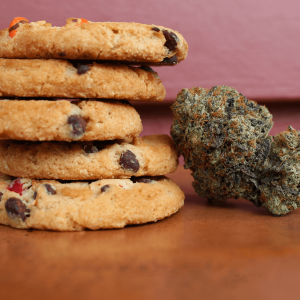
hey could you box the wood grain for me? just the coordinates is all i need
[1,165,300,300]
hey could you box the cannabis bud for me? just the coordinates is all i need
[171,85,298,216]
[257,126,300,215]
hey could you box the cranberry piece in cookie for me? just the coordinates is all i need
[7,179,24,195]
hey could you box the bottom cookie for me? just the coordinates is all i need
[0,175,184,231]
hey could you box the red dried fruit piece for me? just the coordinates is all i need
[74,18,88,26]
[9,17,29,38]
[7,179,24,195]
[5,197,30,222]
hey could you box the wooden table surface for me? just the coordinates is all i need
[1,102,300,300]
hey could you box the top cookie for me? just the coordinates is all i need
[0,18,188,65]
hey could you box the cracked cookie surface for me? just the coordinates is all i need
[0,99,142,141]
[0,135,178,180]
[0,175,184,231]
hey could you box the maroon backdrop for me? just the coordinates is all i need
[1,0,300,102]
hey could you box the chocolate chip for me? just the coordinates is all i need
[77,64,90,75]
[68,115,87,139]
[100,185,110,193]
[72,19,78,23]
[44,184,56,195]
[9,20,29,32]
[120,150,140,172]
[152,27,160,32]
[33,191,37,200]
[161,55,178,64]
[0,192,2,201]
[58,52,66,57]
[131,177,153,183]
[162,30,178,51]
[83,144,98,154]
[5,197,30,222]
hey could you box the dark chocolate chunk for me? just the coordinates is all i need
[44,184,56,195]
[58,52,66,57]
[131,177,153,183]
[9,20,29,32]
[77,64,90,75]
[152,27,160,32]
[161,55,178,64]
[120,150,140,172]
[5,197,30,222]
[83,144,98,154]
[68,115,87,139]
[100,185,110,193]
[33,191,37,200]
[0,192,2,201]
[162,30,178,51]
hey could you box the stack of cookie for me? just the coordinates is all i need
[0,17,188,231]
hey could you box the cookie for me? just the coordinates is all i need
[0,135,178,180]
[0,18,188,64]
[0,59,165,101]
[0,99,142,141]
[0,175,185,231]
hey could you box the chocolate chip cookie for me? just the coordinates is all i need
[0,175,185,231]
[0,18,188,65]
[0,135,178,180]
[0,59,165,101]
[0,99,142,141]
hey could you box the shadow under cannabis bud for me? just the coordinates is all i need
[171,86,274,211]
